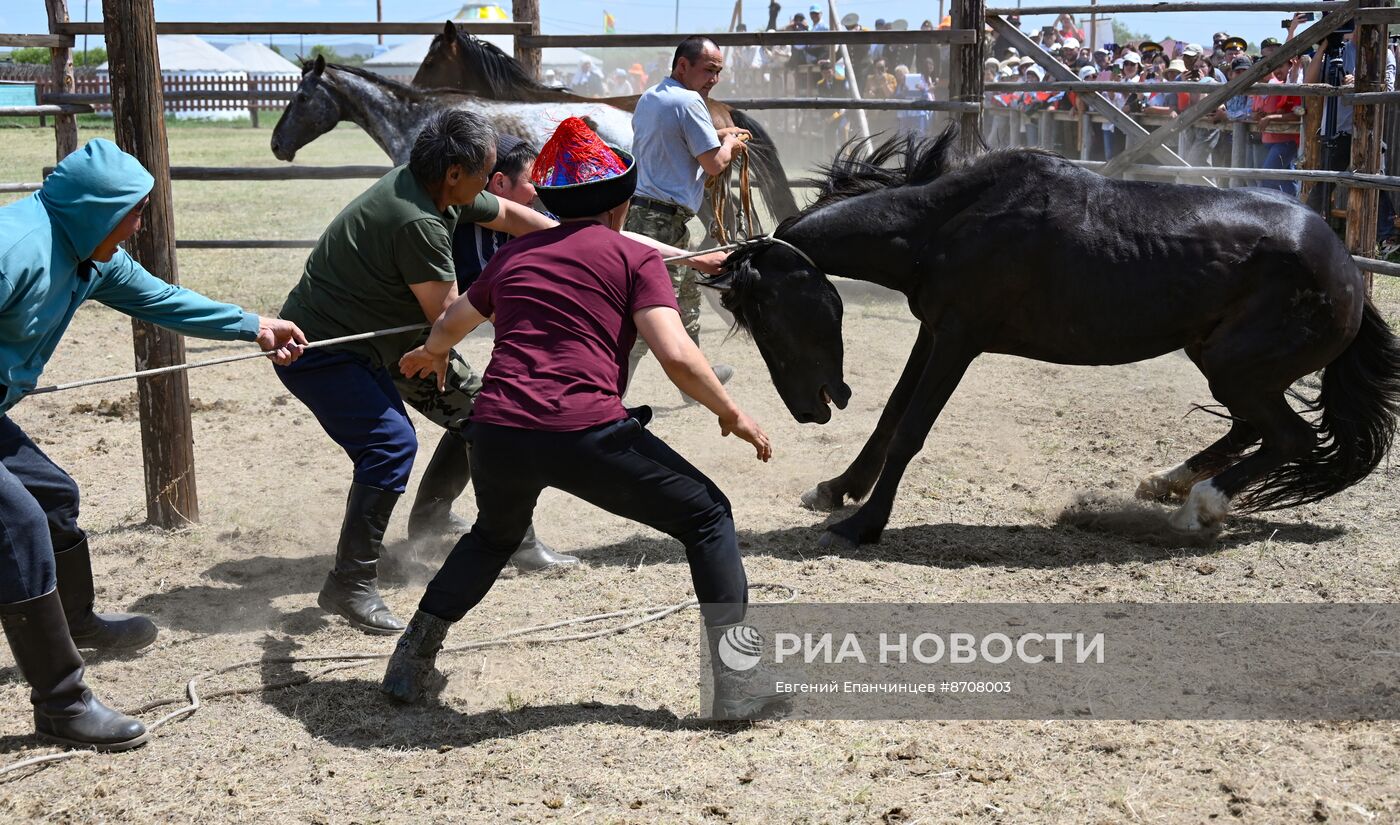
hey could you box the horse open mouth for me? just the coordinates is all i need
[820,383,851,411]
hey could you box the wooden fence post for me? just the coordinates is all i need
[45,0,79,160]
[950,0,984,154]
[513,0,541,81]
[102,0,200,528]
[1347,0,1386,295]
[248,76,260,127]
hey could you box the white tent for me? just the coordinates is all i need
[222,41,300,77]
[365,4,598,80]
[97,35,250,120]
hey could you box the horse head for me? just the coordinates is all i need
[415,21,476,91]
[709,238,851,424]
[271,55,342,162]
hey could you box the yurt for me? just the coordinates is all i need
[223,41,301,80]
[365,3,599,81]
[96,35,249,120]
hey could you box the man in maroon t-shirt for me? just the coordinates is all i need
[384,121,784,720]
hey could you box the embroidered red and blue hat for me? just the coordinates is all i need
[531,117,637,218]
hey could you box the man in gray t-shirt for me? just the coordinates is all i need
[626,35,748,393]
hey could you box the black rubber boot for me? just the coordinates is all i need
[54,536,159,653]
[406,431,472,541]
[707,623,793,721]
[406,435,577,572]
[510,526,581,573]
[381,610,453,704]
[0,589,148,752]
[318,484,405,635]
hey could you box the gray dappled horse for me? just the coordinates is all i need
[712,128,1400,544]
[270,56,633,165]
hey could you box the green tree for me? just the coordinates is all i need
[308,44,364,67]
[10,46,106,66]
[11,47,50,64]
[1111,21,1155,46]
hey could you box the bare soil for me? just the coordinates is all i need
[0,126,1396,824]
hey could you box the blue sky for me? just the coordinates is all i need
[0,0,1298,52]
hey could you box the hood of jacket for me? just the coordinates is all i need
[37,138,153,262]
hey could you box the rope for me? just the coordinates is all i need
[705,138,760,247]
[24,246,741,399]
[0,583,796,780]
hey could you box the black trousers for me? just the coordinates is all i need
[419,412,748,627]
[0,416,84,603]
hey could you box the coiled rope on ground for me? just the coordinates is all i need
[0,583,796,780]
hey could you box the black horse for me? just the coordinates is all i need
[711,128,1400,544]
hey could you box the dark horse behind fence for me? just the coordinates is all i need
[413,23,800,223]
[710,127,1400,544]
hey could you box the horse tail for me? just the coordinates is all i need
[729,108,800,222]
[1242,299,1400,511]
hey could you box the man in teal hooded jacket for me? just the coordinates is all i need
[0,138,305,752]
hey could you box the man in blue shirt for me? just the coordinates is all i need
[626,35,748,394]
[0,139,304,752]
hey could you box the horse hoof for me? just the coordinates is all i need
[817,531,858,551]
[800,485,839,512]
[1167,482,1231,533]
[1135,477,1170,502]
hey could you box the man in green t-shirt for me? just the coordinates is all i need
[276,111,571,635]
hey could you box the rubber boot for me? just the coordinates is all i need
[0,589,148,752]
[318,483,405,635]
[509,526,581,573]
[54,536,159,653]
[406,431,472,541]
[706,623,793,721]
[381,610,452,704]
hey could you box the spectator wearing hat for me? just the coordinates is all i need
[386,118,780,720]
[1102,51,1142,159]
[573,59,606,96]
[1209,31,1230,71]
[1144,58,1188,117]
[1058,37,1081,68]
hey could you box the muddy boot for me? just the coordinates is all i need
[707,623,792,721]
[681,364,736,405]
[381,610,452,704]
[406,431,472,541]
[509,526,580,572]
[318,483,405,635]
[0,589,148,752]
[54,536,158,653]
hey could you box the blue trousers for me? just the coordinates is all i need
[420,413,748,627]
[0,416,83,603]
[274,349,417,493]
[1261,141,1300,197]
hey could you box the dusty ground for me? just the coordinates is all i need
[0,124,1397,823]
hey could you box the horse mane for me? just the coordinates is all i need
[713,128,1059,333]
[303,60,469,102]
[455,33,557,97]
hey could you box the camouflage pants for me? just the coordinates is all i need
[625,202,702,357]
[392,339,483,436]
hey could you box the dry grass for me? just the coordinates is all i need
[0,124,1396,823]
